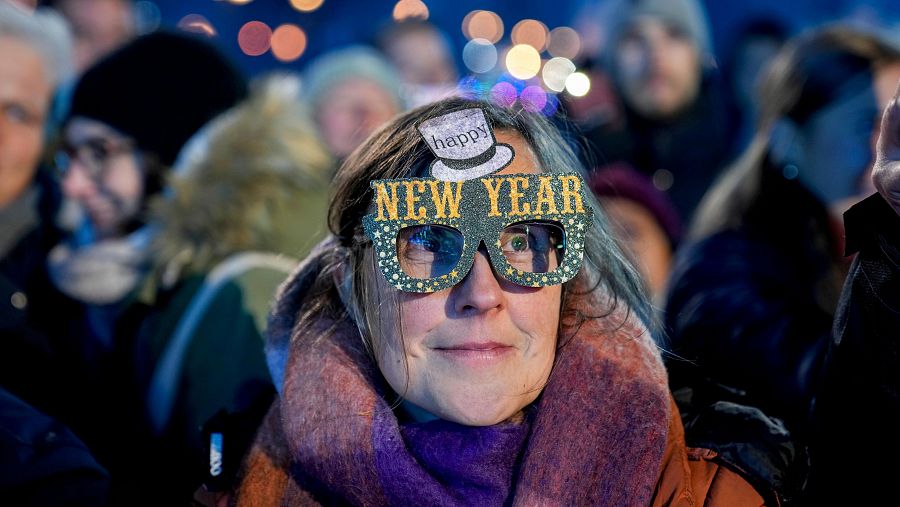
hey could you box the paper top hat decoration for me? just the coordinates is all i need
[417,108,515,181]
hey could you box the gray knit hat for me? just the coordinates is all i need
[604,0,713,60]
[302,46,405,112]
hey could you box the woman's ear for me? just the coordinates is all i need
[768,117,806,170]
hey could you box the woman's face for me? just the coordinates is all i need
[61,117,144,239]
[373,131,562,426]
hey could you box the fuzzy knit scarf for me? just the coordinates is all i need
[240,248,672,506]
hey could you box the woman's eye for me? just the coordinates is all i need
[409,229,441,252]
[509,234,529,252]
[502,228,534,253]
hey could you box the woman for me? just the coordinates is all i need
[49,30,247,341]
[232,99,767,505]
[665,26,900,434]
[41,33,247,503]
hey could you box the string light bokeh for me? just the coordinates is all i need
[165,1,593,115]
[456,6,587,115]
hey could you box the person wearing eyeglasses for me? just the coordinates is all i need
[229,99,771,506]
[47,31,246,332]
[41,31,245,502]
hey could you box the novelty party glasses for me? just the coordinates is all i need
[363,172,593,293]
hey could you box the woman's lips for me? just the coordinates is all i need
[432,342,515,366]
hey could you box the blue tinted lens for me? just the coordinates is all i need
[397,224,464,279]
[499,221,566,273]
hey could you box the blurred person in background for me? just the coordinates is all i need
[0,2,110,504]
[0,0,73,412]
[589,163,682,303]
[586,0,738,224]
[113,74,334,505]
[724,18,790,151]
[49,30,246,346]
[375,20,458,108]
[41,0,136,75]
[304,46,405,162]
[47,30,246,501]
[665,26,900,461]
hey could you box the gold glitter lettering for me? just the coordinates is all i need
[403,180,427,220]
[429,180,463,219]
[560,175,584,214]
[535,175,558,214]
[482,178,504,217]
[374,181,401,221]
[508,177,531,216]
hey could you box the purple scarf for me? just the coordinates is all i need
[269,305,670,506]
[381,416,532,505]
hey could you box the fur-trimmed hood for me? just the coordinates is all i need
[150,75,334,279]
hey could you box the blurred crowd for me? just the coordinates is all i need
[1,0,899,505]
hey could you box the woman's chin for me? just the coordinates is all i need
[402,394,525,426]
[433,397,530,427]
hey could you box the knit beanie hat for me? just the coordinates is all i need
[302,46,404,113]
[604,0,713,61]
[589,163,684,249]
[68,30,248,167]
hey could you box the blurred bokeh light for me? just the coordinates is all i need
[271,23,307,62]
[564,71,590,97]
[511,19,549,52]
[490,81,518,107]
[519,85,548,112]
[541,56,575,92]
[505,44,541,80]
[289,0,324,12]
[462,38,498,74]
[238,20,272,57]
[548,26,581,60]
[392,0,429,21]
[134,1,162,33]
[463,10,504,44]
[177,14,216,37]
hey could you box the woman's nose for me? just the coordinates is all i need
[452,245,506,315]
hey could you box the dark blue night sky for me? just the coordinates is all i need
[148,0,900,79]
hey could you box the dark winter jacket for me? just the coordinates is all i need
[664,166,842,432]
[0,172,65,414]
[806,193,900,505]
[0,385,109,506]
